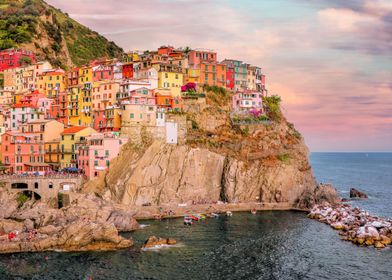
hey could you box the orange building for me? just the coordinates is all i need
[199,62,217,86]
[216,63,227,88]
[155,92,183,112]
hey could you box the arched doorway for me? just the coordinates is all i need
[16,190,41,207]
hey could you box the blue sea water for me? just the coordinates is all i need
[0,153,391,280]
[311,152,392,218]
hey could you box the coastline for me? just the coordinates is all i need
[131,202,308,220]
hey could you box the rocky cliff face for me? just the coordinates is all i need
[0,188,137,254]
[86,91,336,209]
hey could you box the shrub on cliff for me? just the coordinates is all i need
[263,95,282,121]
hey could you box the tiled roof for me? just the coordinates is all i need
[62,126,88,135]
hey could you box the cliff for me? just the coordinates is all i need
[86,89,337,209]
[0,0,123,68]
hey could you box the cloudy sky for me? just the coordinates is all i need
[46,0,392,151]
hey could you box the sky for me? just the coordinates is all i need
[46,0,392,152]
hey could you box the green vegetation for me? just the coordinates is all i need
[17,193,29,207]
[263,95,282,121]
[19,55,32,65]
[57,192,63,208]
[191,120,199,130]
[277,153,291,163]
[231,114,270,125]
[0,0,124,67]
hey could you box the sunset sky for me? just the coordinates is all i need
[47,0,392,152]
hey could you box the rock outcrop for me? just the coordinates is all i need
[86,117,337,210]
[0,188,137,254]
[142,236,177,249]
[350,188,368,199]
[309,203,392,248]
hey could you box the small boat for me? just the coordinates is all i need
[191,215,200,221]
[198,214,206,219]
[184,217,193,226]
[251,208,257,215]
[226,211,233,217]
[211,213,219,218]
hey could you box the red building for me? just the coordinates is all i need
[226,66,235,90]
[0,49,36,71]
[93,65,114,82]
[122,63,133,79]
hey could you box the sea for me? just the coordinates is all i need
[0,153,391,280]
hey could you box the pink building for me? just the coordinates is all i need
[92,65,114,82]
[78,133,128,179]
[1,132,49,174]
[120,87,156,105]
[188,49,217,67]
[232,90,264,112]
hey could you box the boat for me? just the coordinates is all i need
[226,211,233,217]
[251,208,257,215]
[191,215,200,221]
[184,216,193,226]
[198,214,206,219]
[211,213,219,218]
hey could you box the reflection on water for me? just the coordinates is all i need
[0,211,391,280]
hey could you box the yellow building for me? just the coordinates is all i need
[185,68,200,84]
[37,69,66,98]
[105,105,122,131]
[45,139,61,171]
[78,66,93,84]
[67,86,82,126]
[60,126,96,169]
[155,63,183,97]
[80,86,93,127]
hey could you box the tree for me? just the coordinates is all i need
[19,56,32,65]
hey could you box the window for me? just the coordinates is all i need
[48,183,53,189]
[94,160,98,166]
[94,150,98,156]
[34,182,39,189]
[105,150,109,157]
[130,113,134,119]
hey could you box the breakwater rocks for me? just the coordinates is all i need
[309,203,392,249]
[0,189,138,254]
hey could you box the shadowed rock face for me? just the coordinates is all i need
[0,189,137,254]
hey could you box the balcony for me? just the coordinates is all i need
[45,149,59,154]
[61,149,75,154]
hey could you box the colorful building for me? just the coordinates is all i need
[155,91,183,112]
[216,63,227,88]
[59,126,96,169]
[199,62,217,86]
[37,69,66,98]
[1,131,49,174]
[188,49,217,67]
[122,63,133,79]
[0,49,35,71]
[44,139,61,171]
[78,133,128,179]
[156,63,183,96]
[232,90,263,112]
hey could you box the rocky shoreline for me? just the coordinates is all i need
[0,188,139,254]
[309,203,392,249]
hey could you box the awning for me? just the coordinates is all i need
[24,163,50,167]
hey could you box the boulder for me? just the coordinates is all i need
[0,219,24,234]
[142,236,177,249]
[350,188,368,199]
[107,210,139,232]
